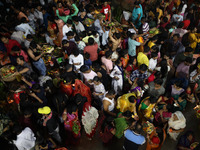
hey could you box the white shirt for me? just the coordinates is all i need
[83,70,97,83]
[181,4,187,14]
[11,31,25,44]
[24,40,31,49]
[62,25,72,37]
[94,19,103,35]
[69,54,84,70]
[93,33,101,48]
[190,70,200,83]
[93,83,106,100]
[34,9,43,23]
[148,58,157,71]
[102,30,109,46]
[28,13,36,29]
[15,23,35,37]
[77,41,86,51]
[75,22,85,34]
[13,127,36,150]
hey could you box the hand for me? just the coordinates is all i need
[111,129,116,135]
[134,115,139,120]
[114,76,119,80]
[15,72,20,76]
[21,76,26,81]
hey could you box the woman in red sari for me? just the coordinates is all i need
[60,76,73,97]
[73,79,92,104]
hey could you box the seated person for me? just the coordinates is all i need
[177,131,195,150]
[16,56,33,77]
[148,78,165,99]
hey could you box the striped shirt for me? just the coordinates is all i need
[142,22,149,40]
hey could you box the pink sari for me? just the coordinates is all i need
[55,19,64,46]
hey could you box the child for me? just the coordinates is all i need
[84,52,92,69]
[75,36,86,52]
[110,59,123,95]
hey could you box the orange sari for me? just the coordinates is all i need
[73,79,92,104]
[136,36,144,55]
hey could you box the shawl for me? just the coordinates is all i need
[168,111,186,130]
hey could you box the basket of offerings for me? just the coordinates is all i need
[42,45,54,54]
[53,47,63,58]
[190,142,199,149]
[0,65,16,82]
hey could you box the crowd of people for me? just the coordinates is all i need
[0,0,200,150]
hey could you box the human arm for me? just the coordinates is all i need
[109,29,116,42]
[29,92,43,103]
[27,49,45,61]
[21,76,33,87]
[16,68,29,75]
[70,4,79,17]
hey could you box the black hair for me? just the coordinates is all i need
[137,79,144,89]
[114,33,121,39]
[75,36,80,42]
[185,130,194,138]
[72,48,79,56]
[185,57,193,64]
[134,1,140,6]
[26,34,33,39]
[128,96,136,103]
[105,50,113,58]
[115,59,121,65]
[73,16,79,22]
[129,33,135,39]
[88,37,94,45]
[67,102,78,114]
[12,124,22,134]
[122,110,132,118]
[30,41,37,49]
[178,22,184,28]
[66,19,73,25]
[80,65,89,72]
[173,33,180,38]
[62,39,68,45]
[185,47,193,53]
[32,83,41,91]
[174,80,183,88]
[66,31,74,37]
[64,76,72,83]
[154,78,163,85]
[92,62,101,71]
[179,92,187,100]
[107,89,115,96]
[150,35,158,41]
[139,64,148,71]
[16,56,24,61]
[160,59,168,78]
[144,46,150,53]
[20,17,27,23]
[134,122,143,134]
[92,30,97,36]
[93,76,100,82]
[84,52,90,59]
[30,72,39,82]
[101,116,114,133]
[151,52,158,58]
[11,46,20,52]
[150,96,157,103]
[162,17,168,23]
[65,64,73,71]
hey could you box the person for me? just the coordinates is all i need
[27,41,46,76]
[148,78,165,99]
[13,125,36,150]
[103,90,116,117]
[73,16,85,34]
[84,52,92,69]
[101,50,113,74]
[100,0,111,21]
[148,52,158,72]
[177,131,195,150]
[10,46,28,64]
[80,65,97,86]
[84,37,98,62]
[188,26,200,51]
[110,59,123,95]
[190,63,200,83]
[16,56,33,77]
[124,123,146,150]
[130,64,148,83]
[38,106,62,143]
[132,1,143,28]
[137,46,150,67]
[109,29,121,51]
[69,48,84,72]
[47,17,59,46]
[168,111,186,140]
[173,92,187,112]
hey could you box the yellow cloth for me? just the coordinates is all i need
[156,8,163,20]
[189,33,200,50]
[148,41,155,49]
[137,52,149,67]
[82,35,95,44]
[116,93,137,115]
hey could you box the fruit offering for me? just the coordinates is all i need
[42,45,54,53]
[0,65,16,78]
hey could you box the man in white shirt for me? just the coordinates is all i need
[15,17,35,37]
[34,5,44,25]
[73,16,85,34]
[62,20,73,38]
[69,48,84,72]
[11,29,25,45]
[13,126,36,150]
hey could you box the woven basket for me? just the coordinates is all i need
[0,66,16,82]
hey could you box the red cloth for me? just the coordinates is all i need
[147,73,155,83]
[13,91,25,104]
[73,79,92,104]
[60,82,73,97]
[84,44,98,61]
[182,20,190,29]
[100,4,111,21]
[4,39,21,55]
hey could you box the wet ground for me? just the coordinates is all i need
[70,102,200,150]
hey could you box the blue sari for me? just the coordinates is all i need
[132,4,143,28]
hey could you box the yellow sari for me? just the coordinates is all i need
[116,93,137,116]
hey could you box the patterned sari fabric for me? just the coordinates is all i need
[60,82,73,97]
[47,23,60,46]
[73,79,92,104]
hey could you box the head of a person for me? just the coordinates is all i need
[73,16,79,25]
[177,22,184,29]
[80,65,90,73]
[162,17,168,24]
[92,62,101,71]
[115,59,122,67]
[191,26,197,33]
[65,64,73,72]
[12,124,22,135]
[0,36,9,44]
[143,46,150,54]
[134,1,140,8]
[107,89,116,99]
[151,35,158,43]
[67,102,78,114]
[114,33,121,40]
[129,33,137,40]
[185,131,194,142]
[64,76,72,85]
[23,107,33,118]
[72,48,79,57]
[11,46,21,54]
[151,52,158,60]
[163,52,170,60]
[93,76,101,85]
[105,50,113,59]
[184,47,193,55]
[88,37,94,45]
[173,34,180,43]
[151,45,159,53]
[174,80,183,89]
[57,1,63,8]
[84,52,90,60]
[133,122,143,134]
[30,41,37,50]
[150,96,157,104]
[75,36,80,43]
[141,17,146,24]
[154,78,163,89]
[122,110,132,119]
[20,17,27,23]
[128,96,136,104]
[104,0,108,7]
[26,34,33,41]
[184,57,193,66]
[62,39,69,47]
[66,31,74,40]
[66,19,73,27]
[139,64,148,74]
[32,83,41,93]
[16,56,25,66]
